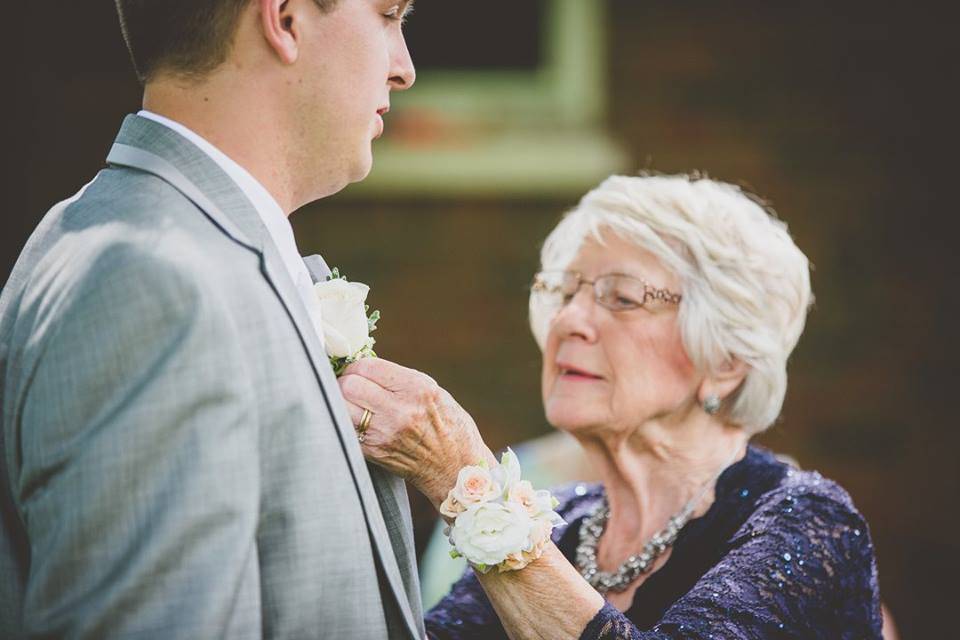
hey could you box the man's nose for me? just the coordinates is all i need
[389,34,416,90]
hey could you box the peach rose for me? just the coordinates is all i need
[440,465,501,519]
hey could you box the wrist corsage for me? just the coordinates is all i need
[440,449,565,573]
[313,268,380,376]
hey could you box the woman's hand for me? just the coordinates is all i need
[341,358,605,639]
[338,358,496,508]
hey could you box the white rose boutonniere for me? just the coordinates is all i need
[445,448,565,573]
[313,268,380,375]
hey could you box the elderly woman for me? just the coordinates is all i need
[340,174,882,639]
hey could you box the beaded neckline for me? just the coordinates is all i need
[575,448,741,594]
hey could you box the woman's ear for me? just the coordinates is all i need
[258,0,300,64]
[698,358,750,406]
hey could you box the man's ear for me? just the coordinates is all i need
[258,0,300,64]
[698,358,750,406]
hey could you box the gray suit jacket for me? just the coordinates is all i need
[0,115,424,639]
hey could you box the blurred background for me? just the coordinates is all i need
[3,1,957,636]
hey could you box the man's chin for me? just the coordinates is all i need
[313,150,373,200]
[347,149,374,184]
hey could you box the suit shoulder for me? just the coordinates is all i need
[15,170,250,298]
[37,241,220,345]
[6,225,240,354]
[65,167,224,245]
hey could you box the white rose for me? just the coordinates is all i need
[490,448,522,493]
[313,278,371,358]
[450,502,533,568]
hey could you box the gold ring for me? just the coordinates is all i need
[357,408,373,442]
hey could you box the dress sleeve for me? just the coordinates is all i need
[580,484,883,639]
[425,569,508,640]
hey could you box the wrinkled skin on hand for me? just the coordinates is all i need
[338,358,496,508]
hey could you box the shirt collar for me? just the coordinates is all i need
[136,110,308,285]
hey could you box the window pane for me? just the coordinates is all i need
[403,1,546,71]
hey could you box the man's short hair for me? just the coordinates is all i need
[115,0,339,83]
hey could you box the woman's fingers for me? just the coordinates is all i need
[341,398,366,430]
[338,372,393,427]
[342,357,434,392]
[337,374,396,444]
[337,359,495,507]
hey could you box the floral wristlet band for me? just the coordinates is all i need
[440,449,565,573]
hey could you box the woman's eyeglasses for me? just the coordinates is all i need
[531,270,682,312]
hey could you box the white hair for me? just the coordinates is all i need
[530,174,813,434]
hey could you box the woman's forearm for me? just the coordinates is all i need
[475,543,606,640]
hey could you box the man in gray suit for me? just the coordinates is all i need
[0,0,442,637]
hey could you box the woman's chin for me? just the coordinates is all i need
[545,402,605,434]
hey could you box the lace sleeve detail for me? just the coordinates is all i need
[580,479,883,640]
[425,568,506,640]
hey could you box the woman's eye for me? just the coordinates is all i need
[609,293,640,309]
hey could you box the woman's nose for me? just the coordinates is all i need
[552,289,599,342]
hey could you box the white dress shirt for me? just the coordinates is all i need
[137,110,325,347]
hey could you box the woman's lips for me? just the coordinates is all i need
[557,364,604,381]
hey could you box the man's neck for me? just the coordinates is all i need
[143,78,321,215]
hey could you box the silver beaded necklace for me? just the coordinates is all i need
[576,450,740,594]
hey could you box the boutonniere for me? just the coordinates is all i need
[313,268,380,376]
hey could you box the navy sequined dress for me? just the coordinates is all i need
[425,446,883,639]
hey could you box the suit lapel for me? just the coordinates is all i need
[106,142,260,254]
[304,256,426,637]
[302,254,332,281]
[262,249,423,639]
[106,115,422,639]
